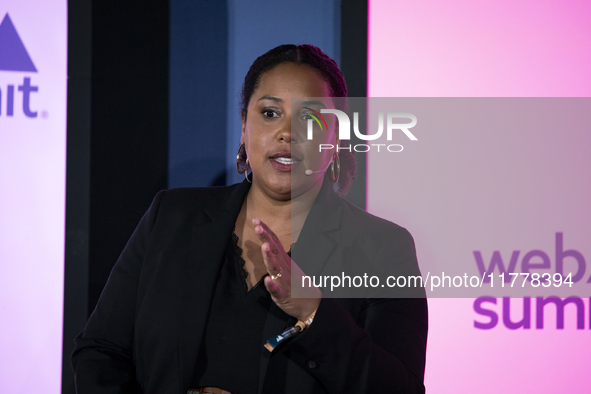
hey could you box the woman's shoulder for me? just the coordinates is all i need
[162,183,241,200]
[152,182,247,215]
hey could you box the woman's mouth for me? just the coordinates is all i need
[273,157,297,165]
[269,153,301,172]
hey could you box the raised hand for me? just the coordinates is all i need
[252,218,321,321]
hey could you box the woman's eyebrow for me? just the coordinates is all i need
[258,95,283,103]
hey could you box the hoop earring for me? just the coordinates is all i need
[331,152,340,183]
[236,143,249,174]
[237,143,252,183]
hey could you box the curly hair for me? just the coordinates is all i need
[240,44,356,196]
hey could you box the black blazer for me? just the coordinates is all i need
[72,179,428,394]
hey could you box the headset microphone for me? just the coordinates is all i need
[304,158,333,176]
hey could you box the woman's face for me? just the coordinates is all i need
[241,62,336,200]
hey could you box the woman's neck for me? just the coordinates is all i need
[243,181,323,243]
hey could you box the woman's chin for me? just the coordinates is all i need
[251,175,291,199]
[289,174,325,200]
[252,166,325,200]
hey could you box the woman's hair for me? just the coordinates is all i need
[240,44,356,195]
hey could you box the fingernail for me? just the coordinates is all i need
[252,218,260,225]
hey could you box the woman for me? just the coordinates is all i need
[72,44,428,394]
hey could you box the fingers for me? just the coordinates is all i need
[251,218,321,320]
[252,218,283,254]
[253,219,287,296]
[260,241,282,281]
[262,244,286,300]
[264,275,283,298]
[252,218,290,300]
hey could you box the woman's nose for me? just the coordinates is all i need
[277,118,293,142]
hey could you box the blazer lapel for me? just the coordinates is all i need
[178,180,251,391]
[291,180,343,281]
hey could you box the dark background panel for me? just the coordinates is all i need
[63,1,92,392]
[88,1,169,312]
[169,1,228,188]
[340,0,368,209]
[63,2,169,393]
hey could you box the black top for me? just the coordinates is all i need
[192,231,292,393]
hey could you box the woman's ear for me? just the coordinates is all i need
[240,111,246,144]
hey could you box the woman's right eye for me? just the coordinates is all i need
[262,109,279,118]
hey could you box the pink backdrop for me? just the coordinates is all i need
[368,0,591,393]
[0,1,67,393]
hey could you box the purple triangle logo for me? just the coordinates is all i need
[0,13,37,72]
